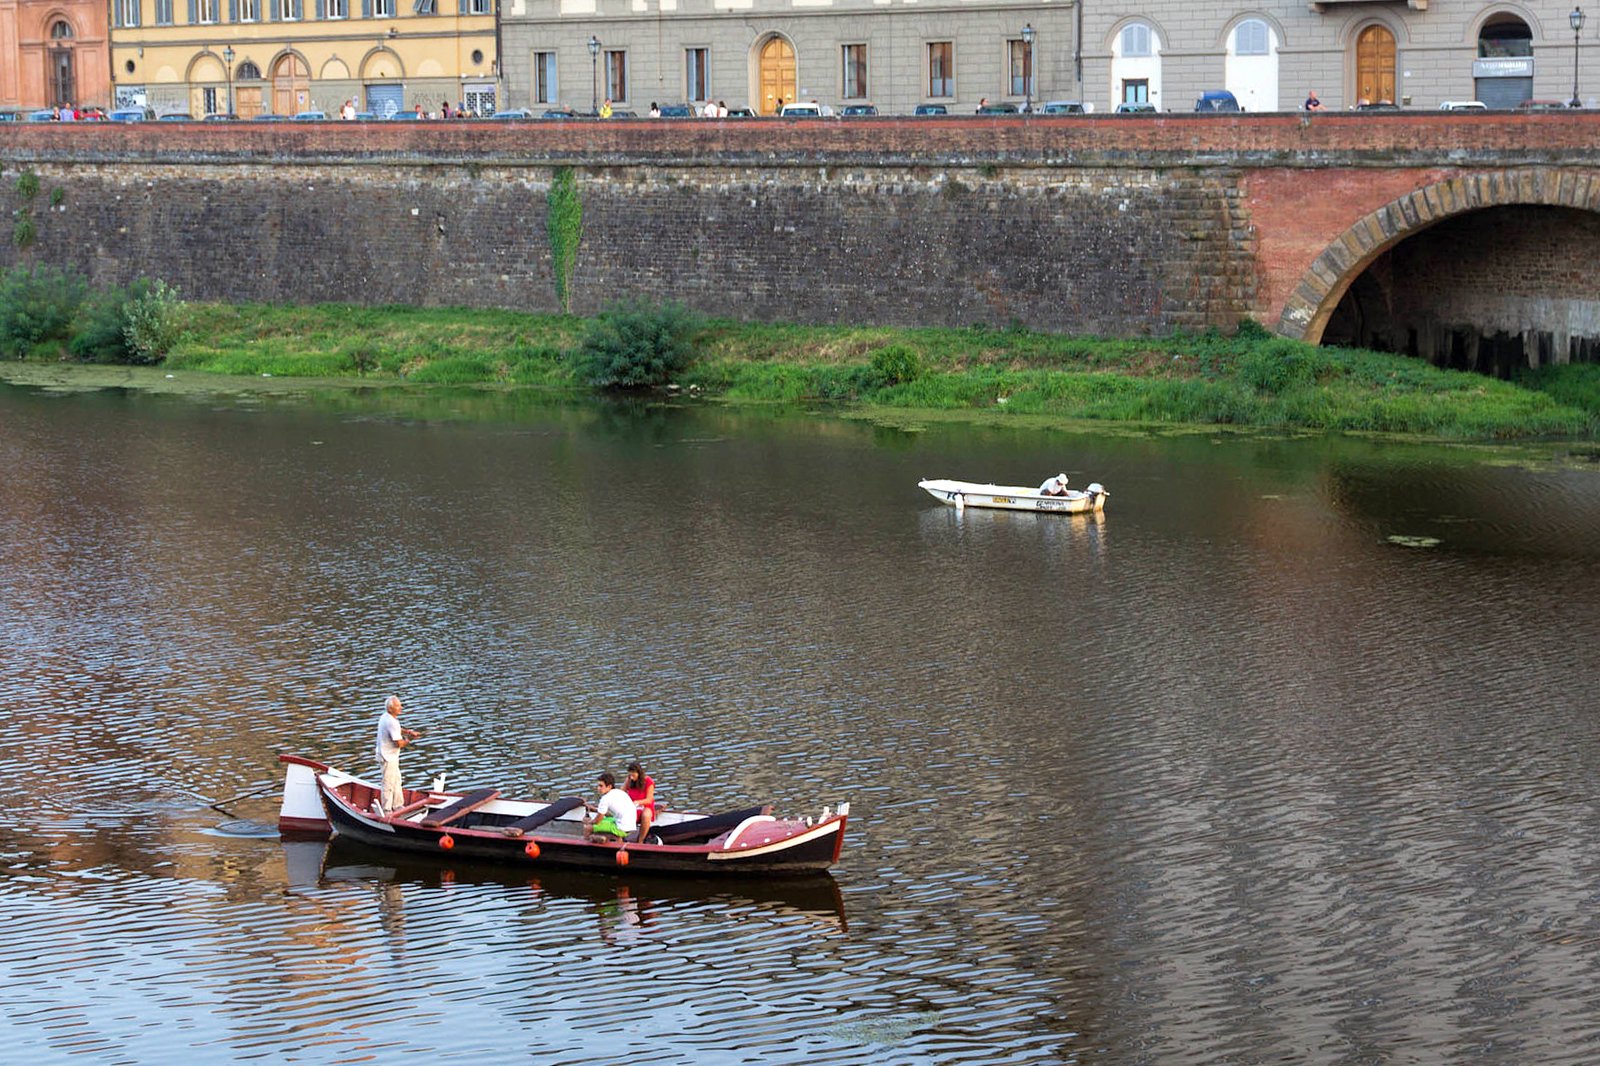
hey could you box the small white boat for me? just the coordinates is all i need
[918,477,1109,514]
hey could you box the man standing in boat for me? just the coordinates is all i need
[375,696,421,813]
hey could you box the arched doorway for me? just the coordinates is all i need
[757,37,796,115]
[1354,25,1396,105]
[48,21,75,107]
[272,54,310,116]
[1475,16,1533,109]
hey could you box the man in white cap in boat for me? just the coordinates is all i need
[1038,473,1070,496]
[375,695,421,813]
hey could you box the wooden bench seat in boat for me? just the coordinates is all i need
[420,787,501,828]
[498,796,585,836]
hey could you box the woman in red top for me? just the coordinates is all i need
[625,762,656,841]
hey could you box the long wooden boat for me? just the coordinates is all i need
[917,477,1109,514]
[278,755,849,877]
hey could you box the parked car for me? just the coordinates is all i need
[1040,100,1088,114]
[780,102,822,117]
[203,112,240,121]
[1439,100,1487,110]
[253,113,291,121]
[976,101,1019,114]
[1194,90,1241,112]
[492,108,534,119]
[1115,102,1157,113]
[388,111,424,120]
[541,107,580,119]
[726,107,757,117]
[293,110,327,120]
[158,112,195,121]
[0,110,21,122]
[1356,100,1401,110]
[840,104,878,116]
[1516,98,1572,110]
[352,111,378,121]
[913,103,948,116]
[107,107,155,122]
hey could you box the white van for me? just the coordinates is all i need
[780,102,823,117]
[1439,100,1488,110]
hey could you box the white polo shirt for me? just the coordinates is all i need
[375,711,403,765]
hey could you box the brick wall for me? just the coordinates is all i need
[1,114,1598,338]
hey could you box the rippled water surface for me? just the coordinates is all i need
[2,380,1599,1064]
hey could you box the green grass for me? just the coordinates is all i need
[62,302,1598,440]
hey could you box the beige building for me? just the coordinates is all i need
[500,0,1600,115]
[108,0,497,117]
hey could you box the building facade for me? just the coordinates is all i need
[499,0,1599,115]
[107,1,498,118]
[0,0,112,111]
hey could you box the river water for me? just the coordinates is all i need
[2,377,1599,1064]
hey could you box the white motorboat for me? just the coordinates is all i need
[917,477,1109,514]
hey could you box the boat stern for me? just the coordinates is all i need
[278,754,333,838]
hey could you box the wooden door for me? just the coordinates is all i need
[1356,25,1396,105]
[759,37,796,115]
[236,87,263,119]
[272,55,309,116]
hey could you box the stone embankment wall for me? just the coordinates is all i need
[0,114,1597,339]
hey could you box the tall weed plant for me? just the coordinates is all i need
[571,301,701,388]
[0,266,85,357]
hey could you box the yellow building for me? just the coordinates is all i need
[108,0,497,118]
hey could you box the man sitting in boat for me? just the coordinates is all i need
[1038,473,1070,496]
[584,771,639,843]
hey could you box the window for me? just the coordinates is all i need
[203,87,217,114]
[325,0,346,18]
[1234,19,1269,56]
[238,0,257,19]
[686,48,709,101]
[53,17,76,36]
[468,0,489,12]
[413,0,436,12]
[279,0,298,19]
[606,50,627,102]
[155,0,172,23]
[1008,38,1033,97]
[373,0,393,15]
[237,60,261,80]
[114,0,137,27]
[199,0,218,23]
[1121,24,1152,58]
[534,52,557,104]
[843,44,867,99]
[1122,79,1149,104]
[928,41,953,98]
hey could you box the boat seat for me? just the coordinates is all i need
[419,787,500,828]
[498,796,584,836]
[653,805,772,845]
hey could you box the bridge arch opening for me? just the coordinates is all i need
[1319,202,1600,375]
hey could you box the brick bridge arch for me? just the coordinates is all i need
[1275,168,1600,345]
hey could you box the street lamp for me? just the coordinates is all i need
[223,44,235,117]
[587,35,601,116]
[1572,8,1586,108]
[1021,23,1035,113]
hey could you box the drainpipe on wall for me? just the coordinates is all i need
[1075,0,1083,86]
[494,0,503,108]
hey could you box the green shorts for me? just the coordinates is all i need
[592,816,625,838]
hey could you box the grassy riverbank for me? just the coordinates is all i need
[64,302,1600,439]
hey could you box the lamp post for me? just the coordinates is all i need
[1572,8,1586,108]
[1021,23,1035,113]
[587,35,601,116]
[223,44,235,117]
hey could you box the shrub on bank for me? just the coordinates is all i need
[570,301,700,389]
[0,266,85,358]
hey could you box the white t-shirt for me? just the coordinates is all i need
[595,788,638,832]
[375,711,403,764]
[1039,477,1065,495]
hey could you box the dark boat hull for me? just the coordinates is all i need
[319,781,846,878]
